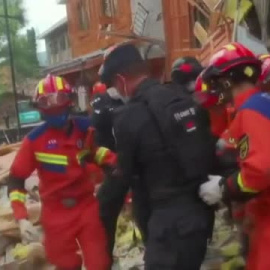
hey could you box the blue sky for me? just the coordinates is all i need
[23,0,66,52]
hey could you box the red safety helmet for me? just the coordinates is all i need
[194,72,220,108]
[258,54,270,91]
[92,82,107,96]
[33,74,73,113]
[194,73,232,135]
[204,43,261,80]
[202,43,261,105]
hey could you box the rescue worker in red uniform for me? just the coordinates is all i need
[194,73,229,138]
[8,75,116,270]
[194,72,238,176]
[197,42,270,270]
[258,54,270,92]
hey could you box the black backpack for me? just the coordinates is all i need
[141,80,214,183]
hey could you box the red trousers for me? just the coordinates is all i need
[246,219,270,270]
[245,200,270,270]
[41,196,110,269]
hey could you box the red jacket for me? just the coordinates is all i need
[209,106,229,137]
[225,91,270,218]
[9,117,116,220]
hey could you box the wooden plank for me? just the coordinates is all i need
[0,143,21,156]
[197,20,233,65]
[0,203,41,236]
[194,21,208,46]
[202,0,223,11]
[209,11,222,33]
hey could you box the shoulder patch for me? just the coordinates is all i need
[73,116,92,133]
[238,135,249,160]
[241,93,270,119]
[27,123,48,141]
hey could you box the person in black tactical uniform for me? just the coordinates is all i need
[101,44,215,270]
[90,82,127,262]
[91,82,123,151]
[171,56,203,94]
[91,79,150,263]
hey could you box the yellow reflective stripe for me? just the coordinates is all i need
[77,150,90,163]
[202,83,208,92]
[224,44,236,51]
[95,147,109,165]
[56,77,64,91]
[35,152,67,160]
[38,80,44,94]
[10,191,26,203]
[237,173,258,193]
[35,152,68,165]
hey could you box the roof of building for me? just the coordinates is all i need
[39,17,68,39]
[42,40,163,76]
[42,49,104,76]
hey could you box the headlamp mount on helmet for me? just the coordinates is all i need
[204,77,233,105]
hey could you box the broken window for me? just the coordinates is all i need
[59,35,66,51]
[190,4,209,48]
[132,2,149,36]
[101,0,118,17]
[78,0,90,31]
[49,39,58,56]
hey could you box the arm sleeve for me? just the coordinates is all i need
[84,127,117,167]
[224,109,270,199]
[8,138,36,220]
[114,122,137,186]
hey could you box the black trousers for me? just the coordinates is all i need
[97,176,128,258]
[145,198,214,270]
[97,176,150,258]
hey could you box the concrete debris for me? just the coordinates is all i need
[0,143,48,269]
[0,143,243,269]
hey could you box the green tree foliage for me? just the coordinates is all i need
[0,0,39,88]
[0,0,25,47]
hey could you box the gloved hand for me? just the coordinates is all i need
[18,219,40,244]
[199,175,224,205]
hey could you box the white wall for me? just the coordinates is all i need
[131,0,165,41]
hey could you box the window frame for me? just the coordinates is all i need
[101,0,118,18]
[77,0,90,31]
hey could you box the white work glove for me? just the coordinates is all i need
[199,175,224,205]
[18,219,40,244]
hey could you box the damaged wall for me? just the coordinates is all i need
[130,0,165,41]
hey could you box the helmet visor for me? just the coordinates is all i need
[36,92,71,110]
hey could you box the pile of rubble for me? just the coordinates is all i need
[0,143,50,269]
[0,143,243,270]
